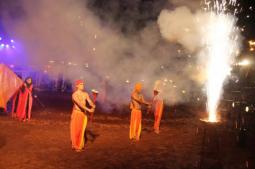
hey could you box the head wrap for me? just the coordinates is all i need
[75,79,84,86]
[134,82,142,91]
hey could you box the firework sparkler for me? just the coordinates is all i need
[204,0,240,122]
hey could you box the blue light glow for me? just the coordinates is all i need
[0,37,16,50]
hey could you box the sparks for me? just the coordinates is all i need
[204,0,240,122]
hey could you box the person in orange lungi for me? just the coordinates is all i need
[129,82,151,141]
[152,89,164,134]
[70,80,95,152]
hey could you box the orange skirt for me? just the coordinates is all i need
[154,103,163,131]
[70,109,87,151]
[129,109,142,141]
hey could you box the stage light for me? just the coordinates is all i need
[6,44,10,48]
[1,44,4,47]
[10,39,14,43]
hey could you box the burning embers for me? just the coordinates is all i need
[201,114,220,123]
[201,111,221,123]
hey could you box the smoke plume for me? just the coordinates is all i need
[1,0,209,109]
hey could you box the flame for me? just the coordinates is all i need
[204,0,240,122]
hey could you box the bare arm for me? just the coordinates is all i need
[131,93,151,106]
[141,96,151,106]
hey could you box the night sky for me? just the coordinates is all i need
[237,0,255,38]
[87,0,255,39]
[0,0,254,48]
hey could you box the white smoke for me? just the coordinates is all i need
[1,0,213,109]
[158,2,242,119]
[169,0,202,11]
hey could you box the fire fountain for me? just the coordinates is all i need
[198,0,240,168]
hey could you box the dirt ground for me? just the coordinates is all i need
[0,93,255,169]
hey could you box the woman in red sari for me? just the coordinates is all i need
[11,87,22,118]
[16,77,33,121]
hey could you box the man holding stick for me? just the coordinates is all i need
[70,80,95,152]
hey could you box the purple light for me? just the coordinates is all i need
[1,44,4,47]
[6,44,10,48]
[10,39,14,43]
[0,37,2,41]
[12,45,15,49]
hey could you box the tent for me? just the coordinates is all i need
[0,64,23,109]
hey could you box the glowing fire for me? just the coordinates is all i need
[204,0,240,122]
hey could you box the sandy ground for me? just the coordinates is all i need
[0,111,201,169]
[0,93,255,169]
